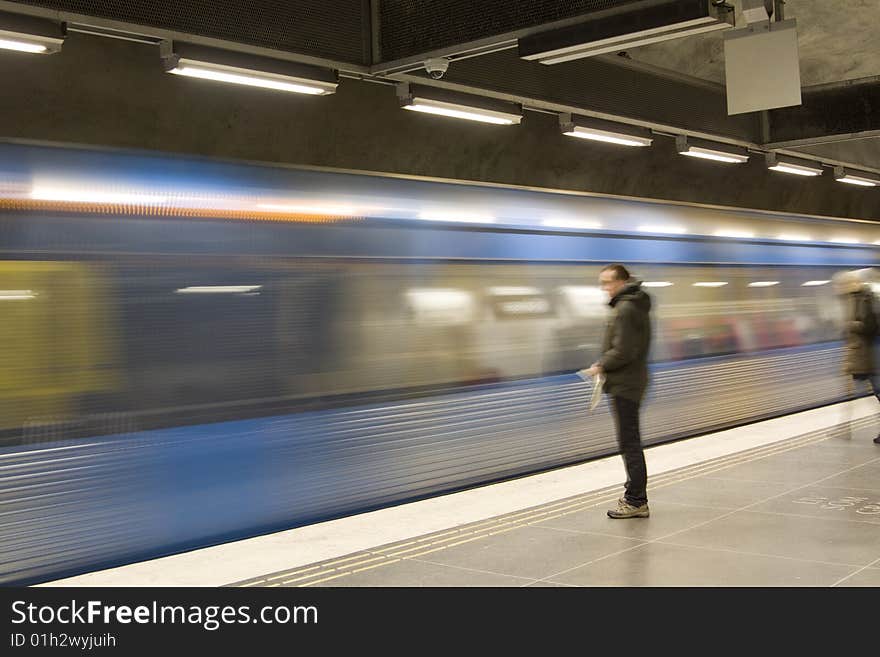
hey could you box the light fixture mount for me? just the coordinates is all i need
[765,152,823,177]
[160,41,339,95]
[833,166,880,187]
[396,83,522,125]
[559,113,653,147]
[676,135,749,164]
[0,10,66,54]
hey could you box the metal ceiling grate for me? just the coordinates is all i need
[379,0,651,60]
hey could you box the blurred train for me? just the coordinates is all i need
[1,141,877,584]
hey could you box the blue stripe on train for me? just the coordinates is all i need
[2,214,876,266]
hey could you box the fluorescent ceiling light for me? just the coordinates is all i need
[834,166,879,187]
[0,289,36,300]
[0,12,65,54]
[839,177,878,187]
[563,127,651,146]
[176,286,262,294]
[560,113,652,147]
[693,282,728,288]
[802,280,830,287]
[676,136,749,164]
[829,237,860,244]
[0,37,47,53]
[417,211,495,224]
[766,153,823,177]
[681,149,747,164]
[777,233,812,242]
[402,98,520,125]
[642,282,674,288]
[714,229,755,239]
[169,65,331,94]
[162,43,337,95]
[541,218,602,230]
[748,281,780,287]
[637,225,686,234]
[768,163,822,177]
[397,83,521,125]
[519,1,733,64]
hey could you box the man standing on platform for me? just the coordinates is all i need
[583,264,653,518]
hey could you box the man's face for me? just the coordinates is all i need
[599,270,626,300]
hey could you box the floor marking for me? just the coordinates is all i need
[654,539,868,569]
[831,556,880,587]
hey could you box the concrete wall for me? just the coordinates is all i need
[1,32,877,221]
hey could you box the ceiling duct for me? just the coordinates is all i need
[518,1,734,65]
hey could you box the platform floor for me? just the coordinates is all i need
[43,399,880,587]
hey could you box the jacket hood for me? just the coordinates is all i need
[610,280,652,311]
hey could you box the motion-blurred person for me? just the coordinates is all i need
[583,264,653,517]
[833,270,880,444]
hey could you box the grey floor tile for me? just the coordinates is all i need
[648,476,794,510]
[820,463,880,493]
[312,557,530,587]
[774,442,880,468]
[834,567,880,587]
[809,444,878,460]
[550,542,856,587]
[748,485,880,525]
[534,500,728,541]
[404,525,641,580]
[670,510,880,566]
[822,424,880,444]
[706,455,856,485]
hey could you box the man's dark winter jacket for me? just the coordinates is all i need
[599,281,652,402]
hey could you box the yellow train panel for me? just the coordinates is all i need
[0,261,118,431]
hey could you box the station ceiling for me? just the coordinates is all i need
[2,0,878,171]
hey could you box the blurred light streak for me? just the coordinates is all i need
[175,286,262,294]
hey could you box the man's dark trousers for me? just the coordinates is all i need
[610,395,648,506]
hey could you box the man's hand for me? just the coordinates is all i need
[576,363,603,381]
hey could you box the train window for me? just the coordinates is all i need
[486,286,554,319]
[558,285,606,319]
[405,288,475,326]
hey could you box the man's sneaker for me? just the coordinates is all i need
[607,497,650,519]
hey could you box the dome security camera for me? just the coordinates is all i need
[424,58,450,79]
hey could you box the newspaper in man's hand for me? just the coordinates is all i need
[576,369,605,411]
[590,373,605,411]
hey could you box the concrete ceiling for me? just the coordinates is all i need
[2,0,878,172]
[626,0,880,87]
[623,1,880,170]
